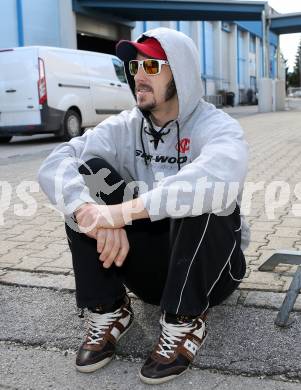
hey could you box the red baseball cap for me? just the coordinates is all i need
[116,37,167,61]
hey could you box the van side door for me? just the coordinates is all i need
[44,49,94,127]
[84,54,122,123]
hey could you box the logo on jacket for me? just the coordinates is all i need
[176,138,190,153]
[136,150,187,164]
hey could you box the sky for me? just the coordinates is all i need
[250,0,301,71]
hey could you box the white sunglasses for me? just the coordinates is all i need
[129,59,170,76]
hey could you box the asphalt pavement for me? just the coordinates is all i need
[1,284,301,389]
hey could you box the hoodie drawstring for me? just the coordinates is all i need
[144,118,173,150]
[140,118,149,167]
[139,118,182,172]
[176,120,180,171]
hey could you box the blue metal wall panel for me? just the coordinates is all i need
[236,21,261,37]
[249,34,256,53]
[132,21,144,39]
[204,21,214,78]
[145,21,161,30]
[269,44,276,78]
[201,21,207,94]
[22,0,60,46]
[237,29,240,84]
[236,21,278,46]
[0,0,19,48]
[179,21,191,37]
[237,29,246,85]
[259,40,263,78]
[269,30,278,47]
[199,21,204,75]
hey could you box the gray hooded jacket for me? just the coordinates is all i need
[38,27,250,250]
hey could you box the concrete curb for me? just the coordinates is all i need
[1,269,301,312]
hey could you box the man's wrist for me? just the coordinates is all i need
[72,200,149,228]
[74,202,93,216]
[121,198,149,224]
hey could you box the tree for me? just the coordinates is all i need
[287,39,301,87]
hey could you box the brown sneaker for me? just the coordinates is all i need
[139,311,208,384]
[76,295,134,373]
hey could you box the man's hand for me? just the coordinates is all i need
[73,199,149,268]
[74,203,125,238]
[74,199,149,237]
[96,228,129,268]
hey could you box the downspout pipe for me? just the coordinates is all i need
[262,4,270,79]
[16,0,24,46]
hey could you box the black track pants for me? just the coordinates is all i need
[65,158,246,316]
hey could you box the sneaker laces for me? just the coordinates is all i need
[86,307,129,345]
[156,314,197,358]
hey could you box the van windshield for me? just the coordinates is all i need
[112,58,127,84]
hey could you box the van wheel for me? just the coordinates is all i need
[0,136,12,143]
[61,109,82,141]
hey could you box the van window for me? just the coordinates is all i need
[112,58,127,83]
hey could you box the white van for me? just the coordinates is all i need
[0,46,135,142]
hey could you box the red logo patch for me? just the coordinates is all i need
[176,138,190,153]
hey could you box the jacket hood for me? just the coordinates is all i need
[123,27,204,123]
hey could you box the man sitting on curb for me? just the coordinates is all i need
[38,27,249,385]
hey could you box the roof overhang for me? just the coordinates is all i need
[73,0,267,22]
[270,13,301,35]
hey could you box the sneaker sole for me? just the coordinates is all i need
[76,356,113,373]
[139,369,187,385]
[139,330,208,385]
[75,315,134,373]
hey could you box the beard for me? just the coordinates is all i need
[137,96,157,111]
[135,84,157,111]
[136,78,177,111]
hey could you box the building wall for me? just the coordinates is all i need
[237,29,245,87]
[132,19,281,104]
[228,23,239,103]
[22,0,61,46]
[0,1,283,105]
[0,0,19,48]
[221,24,231,91]
[204,21,215,95]
[0,0,72,48]
[58,0,77,49]
[0,0,128,51]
